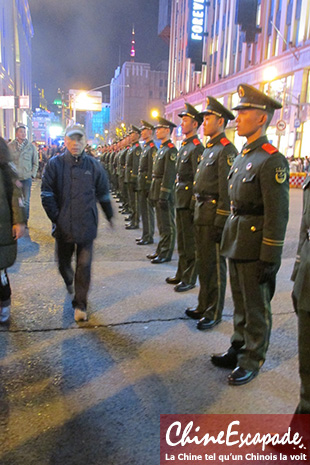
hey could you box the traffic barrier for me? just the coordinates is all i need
[289,172,306,188]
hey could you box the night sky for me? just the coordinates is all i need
[28,0,169,102]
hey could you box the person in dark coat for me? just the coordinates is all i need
[0,137,26,323]
[41,125,113,322]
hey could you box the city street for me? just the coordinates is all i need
[0,180,303,465]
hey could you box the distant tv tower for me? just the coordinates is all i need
[130,25,136,61]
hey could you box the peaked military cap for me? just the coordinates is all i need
[140,120,154,131]
[130,125,141,135]
[178,102,203,127]
[154,116,177,131]
[199,96,235,121]
[232,84,282,112]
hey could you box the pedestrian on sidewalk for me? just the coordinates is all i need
[0,137,26,323]
[41,125,113,323]
[8,125,38,231]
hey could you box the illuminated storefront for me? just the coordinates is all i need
[166,0,310,162]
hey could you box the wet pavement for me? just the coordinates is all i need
[0,180,303,465]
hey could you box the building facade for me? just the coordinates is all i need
[0,1,34,140]
[166,0,310,157]
[158,0,172,43]
[110,61,168,134]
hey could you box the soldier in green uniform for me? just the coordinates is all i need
[291,172,310,413]
[166,103,204,292]
[117,136,127,212]
[109,141,117,195]
[148,116,177,264]
[120,134,131,215]
[124,126,141,230]
[137,121,157,245]
[112,140,118,198]
[186,97,237,328]
[116,137,124,205]
[105,145,112,184]
[212,84,289,385]
[99,145,105,171]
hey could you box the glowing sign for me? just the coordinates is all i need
[0,96,14,109]
[19,95,29,109]
[190,0,205,41]
[69,89,102,112]
[49,125,63,139]
[187,0,206,71]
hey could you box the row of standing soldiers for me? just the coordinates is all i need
[101,85,294,392]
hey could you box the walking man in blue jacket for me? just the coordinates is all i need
[41,125,113,322]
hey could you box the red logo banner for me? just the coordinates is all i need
[160,414,310,465]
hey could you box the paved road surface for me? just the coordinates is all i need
[0,180,303,465]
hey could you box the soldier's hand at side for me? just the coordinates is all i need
[158,199,169,211]
[211,226,223,243]
[12,223,26,240]
[257,260,278,284]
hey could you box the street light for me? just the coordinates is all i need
[70,83,130,123]
[263,66,277,84]
[151,109,159,118]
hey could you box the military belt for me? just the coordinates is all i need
[152,175,162,179]
[195,194,219,202]
[230,206,264,216]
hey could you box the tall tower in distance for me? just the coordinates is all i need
[130,25,136,62]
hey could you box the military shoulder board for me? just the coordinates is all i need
[262,143,278,155]
[220,137,230,146]
[150,142,155,147]
[193,138,200,146]
[135,143,140,147]
[168,143,174,148]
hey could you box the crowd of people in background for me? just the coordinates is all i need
[289,155,310,173]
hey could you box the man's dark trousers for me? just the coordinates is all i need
[56,240,93,311]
